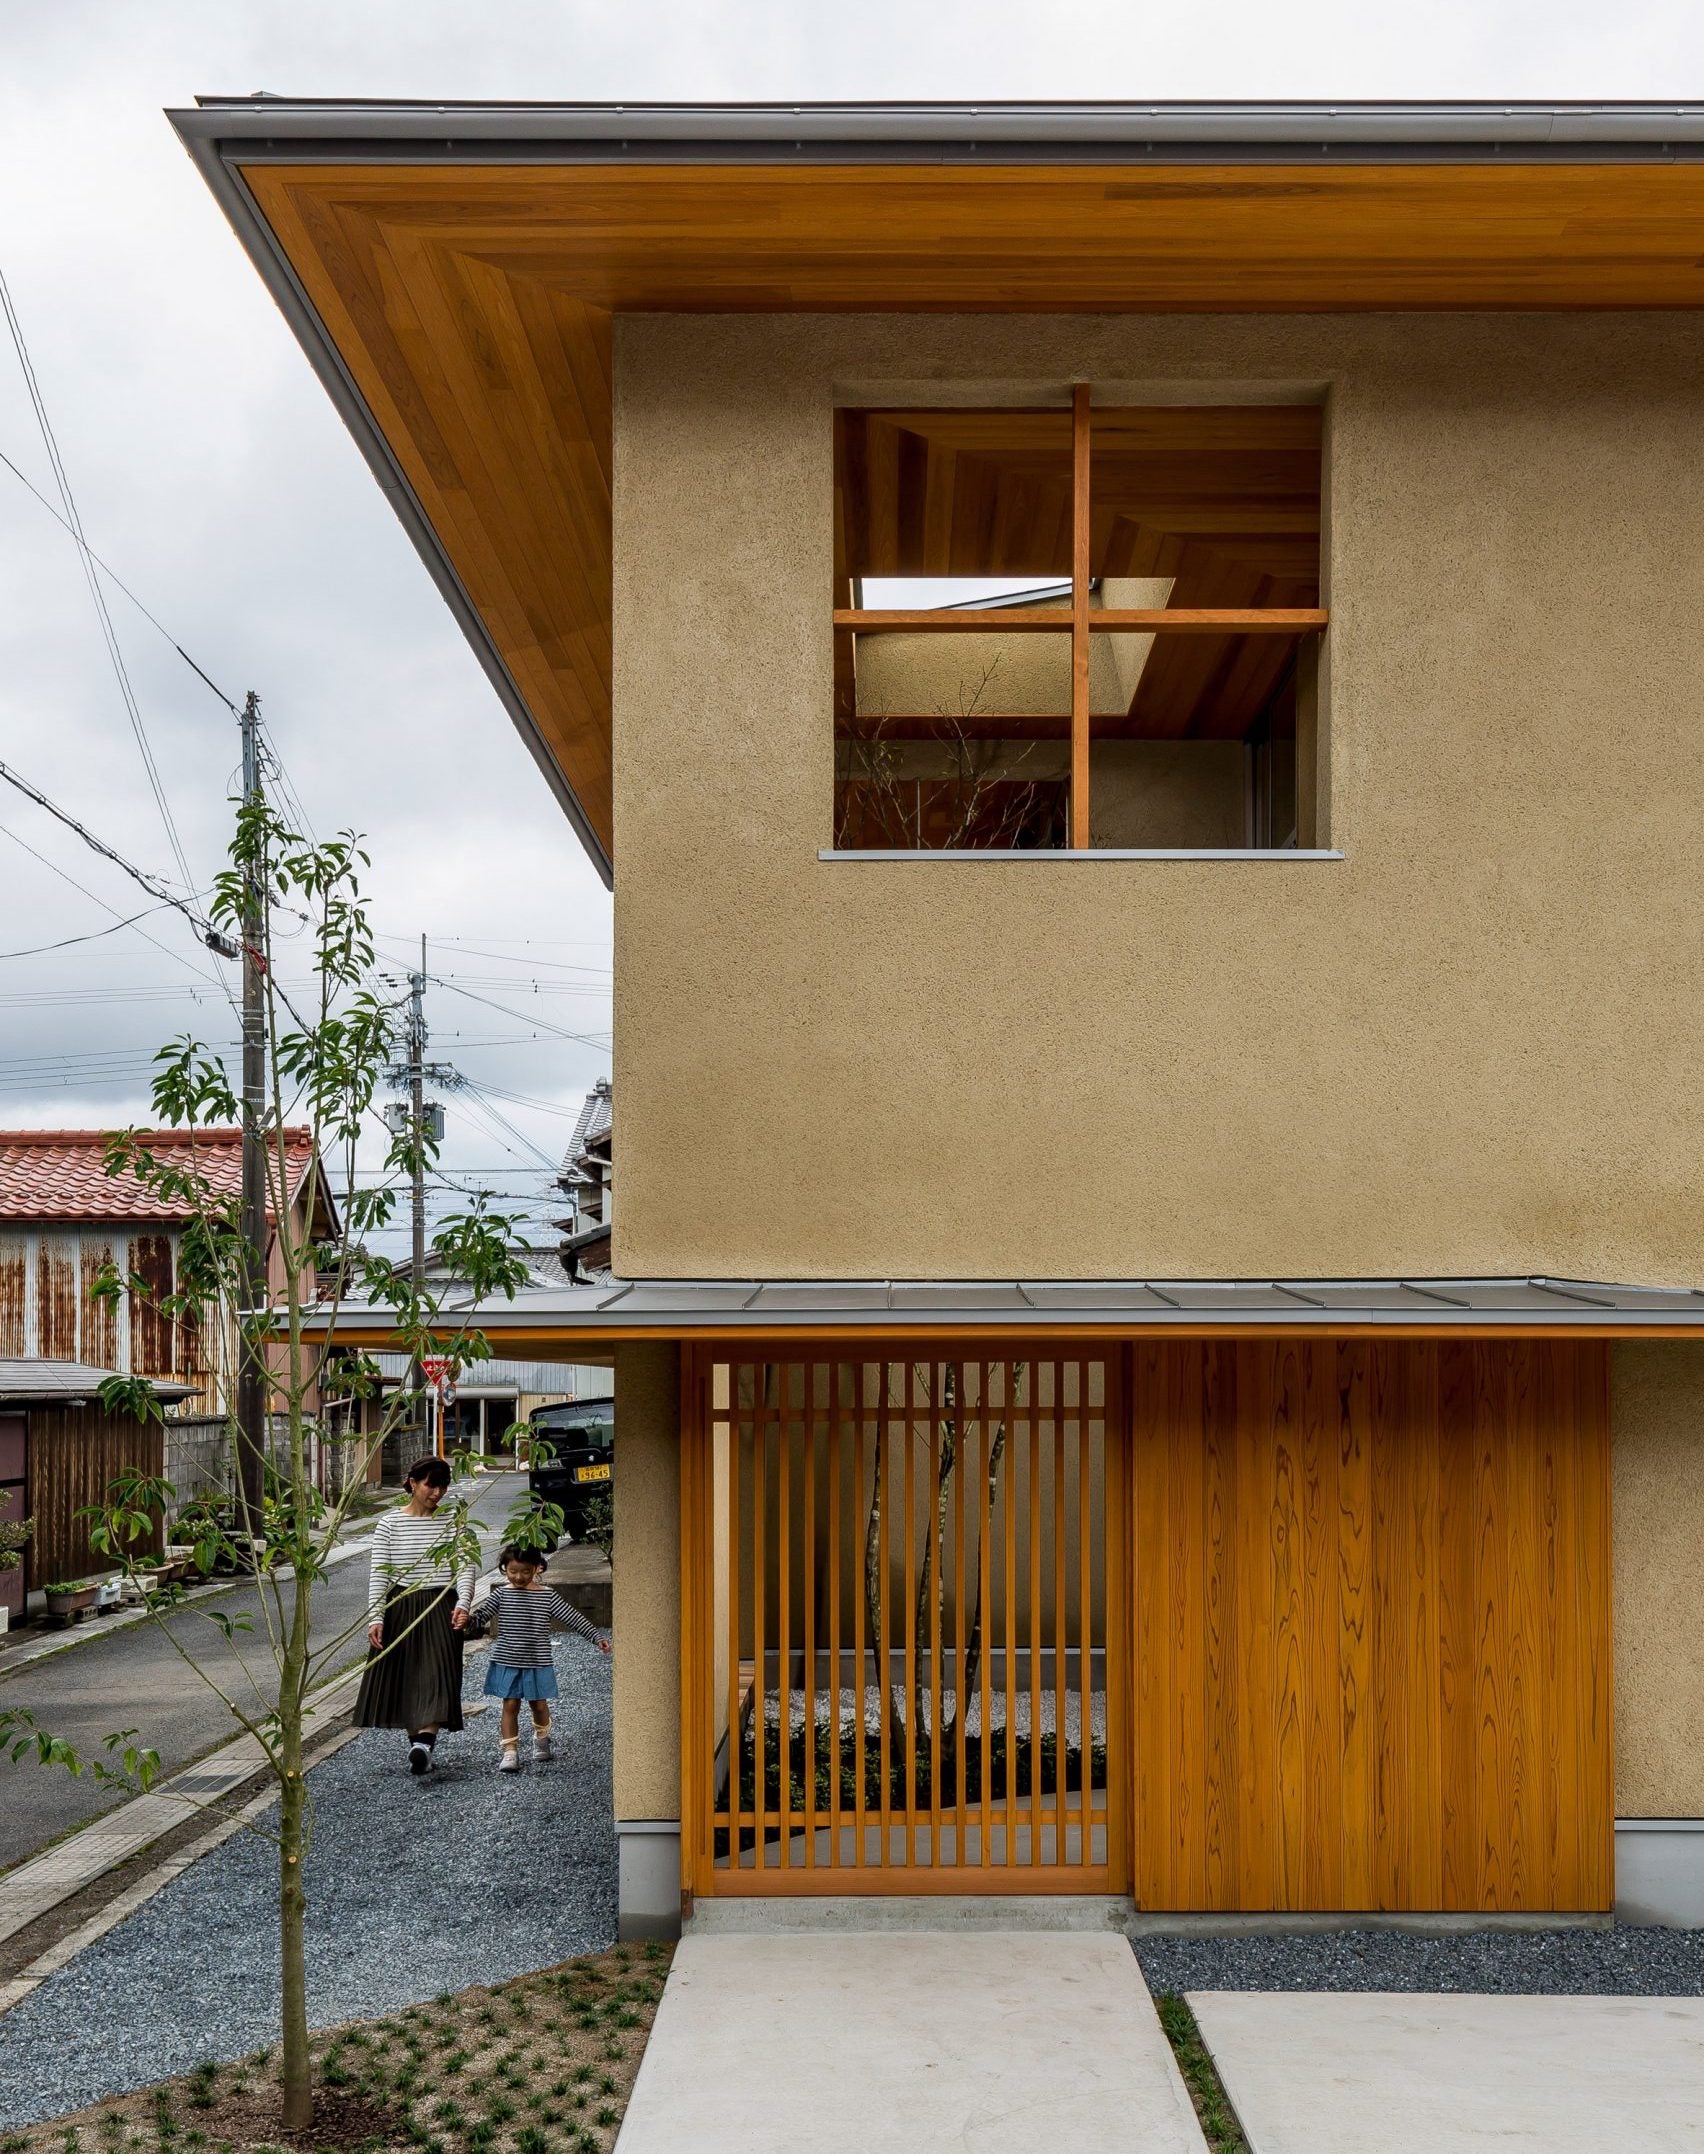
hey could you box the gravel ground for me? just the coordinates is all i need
[0,1636,615,2130]
[1134,1926,1704,1997]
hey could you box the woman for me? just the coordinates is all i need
[353,1456,478,1774]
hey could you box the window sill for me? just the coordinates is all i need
[817,847,1345,863]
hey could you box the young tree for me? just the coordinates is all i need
[0,797,559,2131]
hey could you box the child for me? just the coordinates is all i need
[470,1543,610,1771]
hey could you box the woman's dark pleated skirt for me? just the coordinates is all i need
[353,1587,465,1732]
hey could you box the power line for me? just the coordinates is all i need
[0,819,232,988]
[0,265,203,906]
[423,972,611,1053]
[0,900,175,961]
[0,760,237,958]
[0,443,239,713]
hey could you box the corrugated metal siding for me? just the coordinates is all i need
[0,1237,26,1356]
[128,1234,176,1380]
[81,1238,119,1367]
[38,1235,78,1360]
[29,1402,163,1583]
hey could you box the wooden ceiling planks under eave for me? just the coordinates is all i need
[239,159,1704,856]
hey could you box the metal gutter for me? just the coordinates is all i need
[171,98,1704,162]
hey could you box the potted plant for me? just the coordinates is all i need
[94,1576,125,1613]
[44,1579,98,1622]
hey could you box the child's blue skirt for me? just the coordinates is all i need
[483,1663,559,1702]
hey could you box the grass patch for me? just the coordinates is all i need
[9,1944,672,2154]
[1154,1994,1247,2153]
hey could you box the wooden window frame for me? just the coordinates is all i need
[833,389,1329,850]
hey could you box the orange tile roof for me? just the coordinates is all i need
[0,1128,318,1224]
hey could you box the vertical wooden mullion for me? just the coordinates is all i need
[878,1365,893,1871]
[725,1375,740,1868]
[777,1371,793,1869]
[802,1363,818,1870]
[678,1352,703,1900]
[751,1370,768,1869]
[1028,1380,1043,1867]
[1079,1361,1094,1872]
[980,1364,997,1875]
[828,1366,843,1874]
[1003,1362,1019,1872]
[953,1361,969,1874]
[1055,1367,1070,1865]
[1070,381,1092,849]
[929,1378,944,1867]
[904,1361,919,1865]
[854,1366,869,1871]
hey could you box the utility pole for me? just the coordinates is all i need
[408,939,427,1288]
[236,691,268,1541]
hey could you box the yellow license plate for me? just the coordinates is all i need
[574,1463,611,1483]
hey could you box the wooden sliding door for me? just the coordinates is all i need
[1129,1339,1613,1913]
[682,1350,1126,1895]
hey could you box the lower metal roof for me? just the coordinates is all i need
[310,1277,1704,1343]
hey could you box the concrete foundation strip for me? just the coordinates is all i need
[0,1667,364,1965]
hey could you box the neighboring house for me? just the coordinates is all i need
[0,1126,335,1444]
[0,1360,197,1620]
[189,98,1704,1942]
[556,1081,613,1284]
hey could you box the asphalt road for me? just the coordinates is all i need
[0,1473,527,1873]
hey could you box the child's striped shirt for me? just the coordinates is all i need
[472,1582,604,1668]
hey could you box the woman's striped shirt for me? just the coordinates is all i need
[471,1583,604,1668]
[366,1506,478,1620]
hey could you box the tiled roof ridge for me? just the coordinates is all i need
[0,1126,314,1148]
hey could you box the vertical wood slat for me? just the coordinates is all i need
[934,1378,947,1869]
[878,1367,893,1870]
[980,1365,997,1874]
[953,1362,969,1870]
[828,1374,843,1873]
[903,1361,919,1866]
[1054,1366,1070,1866]
[751,1368,768,1867]
[1027,1392,1043,1868]
[1069,381,1091,847]
[776,1374,792,1868]
[725,1375,740,1858]
[1077,1365,1093,1873]
[1008,1361,1021,1869]
[803,1365,818,1870]
[853,1366,868,1870]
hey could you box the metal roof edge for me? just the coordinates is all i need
[169,98,1704,159]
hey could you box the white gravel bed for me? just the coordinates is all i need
[767,1682,1108,1747]
[0,1637,614,2129]
[1133,1926,1704,1997]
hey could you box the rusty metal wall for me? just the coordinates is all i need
[28,1402,163,1584]
[0,1227,230,1413]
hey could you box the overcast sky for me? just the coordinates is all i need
[2,2,1701,1254]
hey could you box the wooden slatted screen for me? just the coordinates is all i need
[683,1351,1125,1896]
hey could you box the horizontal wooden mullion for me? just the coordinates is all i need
[835,607,1327,636]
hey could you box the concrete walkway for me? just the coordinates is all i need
[1191,1990,1704,2152]
[615,1933,1205,2153]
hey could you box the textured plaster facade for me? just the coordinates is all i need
[612,311,1704,1282]
[1611,1343,1704,1817]
[612,1341,680,1821]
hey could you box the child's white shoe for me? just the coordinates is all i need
[533,1732,554,1762]
[498,1742,522,1773]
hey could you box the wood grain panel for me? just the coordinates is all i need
[1130,1340,1612,1913]
[238,160,1704,863]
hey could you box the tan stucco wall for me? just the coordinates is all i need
[612,1341,679,1820]
[1612,1342,1704,1816]
[613,313,1704,1279]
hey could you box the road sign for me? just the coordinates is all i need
[421,1356,453,1387]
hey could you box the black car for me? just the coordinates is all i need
[525,1399,614,1547]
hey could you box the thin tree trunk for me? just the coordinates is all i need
[943,1419,1006,1756]
[277,1564,313,2127]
